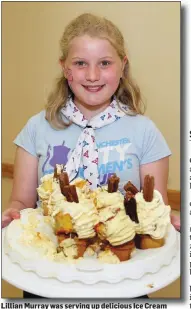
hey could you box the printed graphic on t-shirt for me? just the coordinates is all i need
[78,137,134,185]
[42,142,72,174]
[42,137,137,187]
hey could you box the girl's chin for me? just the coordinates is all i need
[78,99,111,108]
[75,94,112,107]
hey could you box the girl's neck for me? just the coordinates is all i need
[74,98,111,120]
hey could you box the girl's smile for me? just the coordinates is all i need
[82,85,105,92]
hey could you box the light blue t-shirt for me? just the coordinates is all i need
[14,110,171,192]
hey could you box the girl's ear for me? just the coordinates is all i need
[59,59,66,77]
[59,59,73,82]
[121,56,128,77]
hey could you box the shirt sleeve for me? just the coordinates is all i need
[140,118,172,165]
[13,116,38,157]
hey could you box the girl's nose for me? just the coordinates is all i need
[86,65,100,82]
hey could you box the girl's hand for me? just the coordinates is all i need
[2,208,21,228]
[171,213,180,231]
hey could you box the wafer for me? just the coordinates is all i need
[54,165,64,179]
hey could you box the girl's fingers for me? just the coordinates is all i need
[2,216,11,228]
[11,212,20,219]
[2,210,20,228]
[171,214,180,231]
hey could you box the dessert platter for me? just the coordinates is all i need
[2,166,180,297]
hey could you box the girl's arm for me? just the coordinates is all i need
[7,146,38,210]
[140,156,180,231]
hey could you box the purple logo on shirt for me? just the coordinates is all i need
[42,142,71,173]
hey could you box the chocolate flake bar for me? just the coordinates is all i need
[143,175,155,202]
[59,172,70,194]
[108,174,120,193]
[62,185,79,203]
[124,181,139,195]
[124,197,139,223]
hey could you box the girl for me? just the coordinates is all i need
[2,13,180,298]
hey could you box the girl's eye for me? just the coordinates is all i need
[74,61,87,67]
[100,60,111,67]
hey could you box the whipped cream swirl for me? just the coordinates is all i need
[135,190,171,239]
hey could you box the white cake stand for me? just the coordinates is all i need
[2,230,180,298]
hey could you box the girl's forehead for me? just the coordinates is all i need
[67,35,118,58]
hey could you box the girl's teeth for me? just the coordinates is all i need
[85,86,103,91]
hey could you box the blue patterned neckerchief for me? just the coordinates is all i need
[61,97,128,189]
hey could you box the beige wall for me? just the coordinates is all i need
[2,2,180,189]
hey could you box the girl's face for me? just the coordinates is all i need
[62,35,126,108]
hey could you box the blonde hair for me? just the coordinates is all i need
[45,13,145,129]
